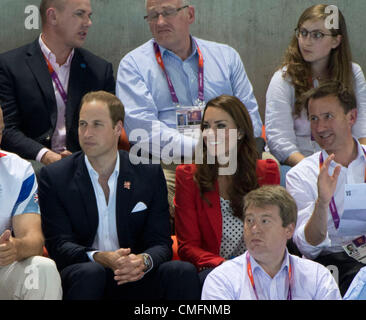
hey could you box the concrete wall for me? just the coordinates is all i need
[0,0,364,120]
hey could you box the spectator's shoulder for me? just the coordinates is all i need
[76,47,112,67]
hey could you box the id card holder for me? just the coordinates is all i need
[176,105,203,140]
[343,235,366,264]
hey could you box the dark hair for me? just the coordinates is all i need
[39,0,66,25]
[282,4,353,117]
[303,80,356,115]
[81,91,125,126]
[244,185,298,227]
[194,95,259,218]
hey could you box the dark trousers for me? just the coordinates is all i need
[315,252,365,296]
[61,260,201,300]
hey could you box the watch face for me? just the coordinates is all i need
[143,254,152,270]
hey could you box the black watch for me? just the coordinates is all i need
[142,253,152,272]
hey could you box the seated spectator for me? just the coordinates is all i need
[265,4,366,168]
[286,80,366,296]
[174,95,280,287]
[0,106,62,300]
[38,91,200,300]
[202,185,341,300]
[0,0,115,172]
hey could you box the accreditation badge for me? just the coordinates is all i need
[176,106,203,140]
[343,235,366,264]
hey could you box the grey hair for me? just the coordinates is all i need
[145,0,190,9]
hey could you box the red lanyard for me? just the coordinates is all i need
[246,253,292,300]
[43,54,68,105]
[153,39,204,105]
[319,149,366,229]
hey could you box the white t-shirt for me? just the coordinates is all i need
[0,150,40,233]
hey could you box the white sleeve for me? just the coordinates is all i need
[201,268,235,300]
[265,70,300,163]
[314,264,342,300]
[229,47,262,138]
[352,63,366,139]
[286,164,330,259]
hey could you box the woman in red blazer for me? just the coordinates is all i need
[174,95,280,285]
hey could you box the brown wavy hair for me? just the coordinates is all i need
[282,4,353,116]
[194,95,259,218]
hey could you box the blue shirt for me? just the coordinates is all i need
[116,37,262,159]
[201,250,341,300]
[344,266,366,300]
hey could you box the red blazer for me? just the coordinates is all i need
[174,159,280,271]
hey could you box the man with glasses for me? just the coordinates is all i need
[116,0,262,227]
[0,0,115,171]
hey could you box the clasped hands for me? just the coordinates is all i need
[94,248,146,285]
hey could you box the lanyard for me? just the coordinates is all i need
[319,148,366,229]
[246,253,292,300]
[43,54,68,106]
[153,39,204,105]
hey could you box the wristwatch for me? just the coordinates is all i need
[142,253,153,272]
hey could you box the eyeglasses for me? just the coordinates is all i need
[295,28,334,40]
[144,5,189,22]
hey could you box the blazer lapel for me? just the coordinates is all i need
[66,50,87,133]
[25,40,57,127]
[74,157,99,238]
[203,181,222,250]
[115,152,134,247]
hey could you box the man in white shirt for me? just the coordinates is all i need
[0,0,115,170]
[286,80,366,295]
[202,185,340,300]
[0,106,62,300]
[38,91,200,300]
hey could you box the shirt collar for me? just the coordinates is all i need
[321,137,366,166]
[84,152,120,179]
[39,34,75,68]
[156,35,197,61]
[248,249,290,277]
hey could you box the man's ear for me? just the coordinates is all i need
[347,108,357,127]
[46,7,58,25]
[285,223,295,240]
[114,120,123,136]
[187,5,195,24]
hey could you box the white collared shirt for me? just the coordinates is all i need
[36,34,75,161]
[286,140,366,259]
[85,154,120,259]
[202,250,341,300]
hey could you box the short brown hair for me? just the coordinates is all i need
[303,80,356,115]
[243,185,297,227]
[39,0,66,25]
[81,91,125,126]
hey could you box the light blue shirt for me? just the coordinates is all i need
[202,250,341,300]
[116,37,262,159]
[344,266,366,300]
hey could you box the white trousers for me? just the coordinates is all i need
[0,256,62,300]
